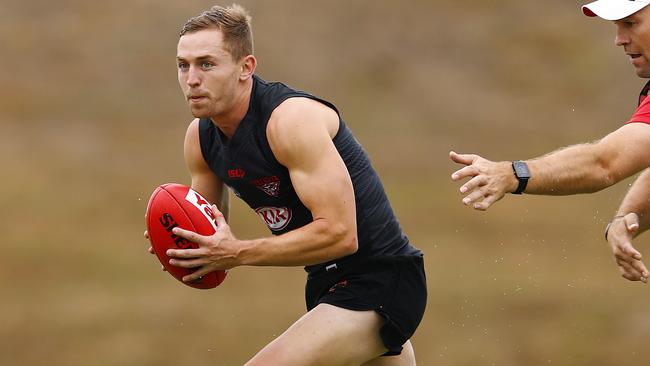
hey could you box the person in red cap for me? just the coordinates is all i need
[450,0,650,283]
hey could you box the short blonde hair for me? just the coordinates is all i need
[179,4,253,61]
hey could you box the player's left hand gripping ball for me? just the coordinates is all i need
[145,183,227,289]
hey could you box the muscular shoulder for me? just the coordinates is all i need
[185,118,200,139]
[266,97,340,167]
[268,97,339,139]
[184,118,205,169]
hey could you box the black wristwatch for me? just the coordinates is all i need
[511,161,531,195]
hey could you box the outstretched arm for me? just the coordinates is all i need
[450,123,650,210]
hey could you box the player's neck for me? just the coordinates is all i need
[211,78,253,139]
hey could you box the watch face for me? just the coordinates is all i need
[513,161,531,178]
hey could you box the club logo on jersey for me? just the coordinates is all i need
[255,206,292,231]
[251,176,281,197]
[328,279,348,293]
[184,189,218,231]
[228,168,246,179]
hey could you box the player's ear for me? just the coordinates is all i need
[239,55,256,81]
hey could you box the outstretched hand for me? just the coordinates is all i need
[607,213,649,283]
[165,204,241,282]
[450,151,516,211]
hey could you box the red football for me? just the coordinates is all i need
[145,183,227,289]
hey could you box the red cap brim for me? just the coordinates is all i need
[582,7,597,17]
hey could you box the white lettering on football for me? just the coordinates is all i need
[185,189,218,231]
[255,206,292,231]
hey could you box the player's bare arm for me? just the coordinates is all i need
[168,98,357,281]
[144,119,229,255]
[450,123,650,210]
[184,118,230,219]
[607,168,650,282]
[257,97,358,264]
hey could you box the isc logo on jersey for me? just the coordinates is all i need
[255,206,292,231]
[184,189,219,231]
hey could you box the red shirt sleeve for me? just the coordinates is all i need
[627,95,650,124]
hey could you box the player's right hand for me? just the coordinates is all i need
[167,204,239,282]
[144,229,166,271]
[607,213,648,283]
[144,230,154,253]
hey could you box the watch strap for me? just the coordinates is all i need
[512,161,530,195]
[513,176,528,195]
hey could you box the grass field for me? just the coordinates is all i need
[3,0,650,365]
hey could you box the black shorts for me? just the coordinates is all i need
[305,254,427,356]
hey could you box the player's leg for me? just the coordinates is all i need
[361,341,416,366]
[244,303,388,366]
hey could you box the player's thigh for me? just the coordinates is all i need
[361,341,416,366]
[245,303,388,366]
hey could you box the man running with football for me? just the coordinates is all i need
[146,4,427,366]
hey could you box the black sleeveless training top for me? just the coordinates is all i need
[199,75,421,274]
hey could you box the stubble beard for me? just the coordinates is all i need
[188,99,219,118]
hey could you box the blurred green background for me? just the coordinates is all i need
[2,0,650,365]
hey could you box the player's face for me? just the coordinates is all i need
[177,29,242,118]
[615,7,650,78]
